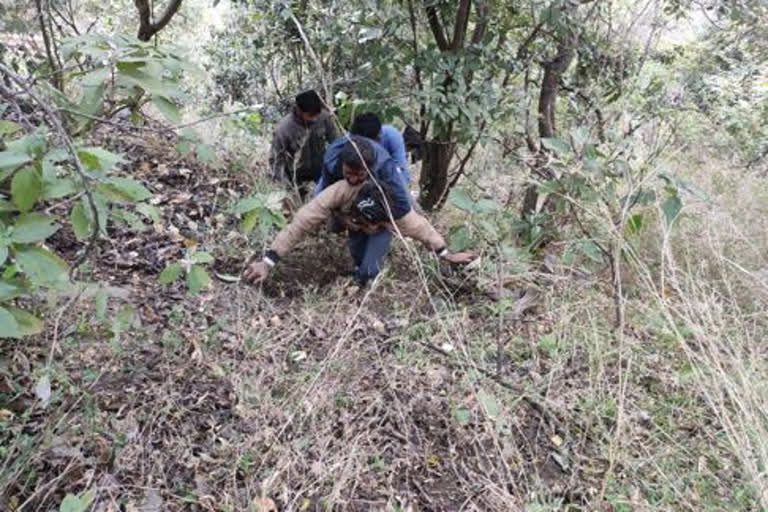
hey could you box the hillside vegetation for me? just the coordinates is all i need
[0,0,766,510]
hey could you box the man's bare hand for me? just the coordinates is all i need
[441,251,477,264]
[243,260,270,284]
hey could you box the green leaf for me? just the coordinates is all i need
[158,262,183,284]
[475,199,499,215]
[0,280,23,300]
[136,203,161,224]
[76,67,108,116]
[196,144,215,164]
[448,225,472,252]
[477,390,500,420]
[153,96,181,123]
[0,246,7,266]
[662,194,683,227]
[570,126,589,149]
[14,246,69,286]
[113,208,145,231]
[241,210,258,233]
[70,200,93,241]
[77,150,100,171]
[448,188,475,212]
[0,151,32,172]
[95,287,108,321]
[541,137,571,156]
[77,147,124,173]
[0,120,21,137]
[102,177,152,202]
[11,213,59,243]
[11,167,42,212]
[232,196,263,215]
[42,177,77,200]
[578,239,604,263]
[191,251,214,264]
[626,214,644,235]
[176,139,193,157]
[0,307,21,338]
[59,490,95,512]
[7,307,43,335]
[258,209,277,235]
[91,192,109,235]
[454,407,471,426]
[186,265,211,294]
[0,199,17,212]
[118,65,182,98]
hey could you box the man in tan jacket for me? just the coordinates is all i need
[243,155,475,285]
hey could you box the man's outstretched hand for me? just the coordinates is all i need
[243,259,270,284]
[441,251,477,264]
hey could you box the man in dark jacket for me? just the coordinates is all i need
[316,136,412,284]
[269,89,338,193]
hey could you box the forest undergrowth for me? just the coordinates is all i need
[1,121,766,512]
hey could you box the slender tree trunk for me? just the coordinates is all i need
[35,0,62,91]
[419,138,455,211]
[135,0,183,41]
[418,0,488,211]
[522,35,576,217]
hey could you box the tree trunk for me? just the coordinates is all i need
[419,139,455,211]
[135,0,183,41]
[522,35,576,218]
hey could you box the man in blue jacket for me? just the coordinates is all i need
[315,135,411,285]
[349,113,411,184]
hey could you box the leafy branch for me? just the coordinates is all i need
[0,63,100,278]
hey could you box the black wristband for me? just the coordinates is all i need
[435,247,448,257]
[264,249,280,266]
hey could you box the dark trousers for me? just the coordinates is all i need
[347,229,393,285]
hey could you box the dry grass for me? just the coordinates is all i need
[1,131,767,511]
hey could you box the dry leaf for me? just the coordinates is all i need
[34,374,51,408]
[551,434,563,447]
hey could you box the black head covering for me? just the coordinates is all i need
[352,181,393,223]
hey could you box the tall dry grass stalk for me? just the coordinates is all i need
[630,164,768,508]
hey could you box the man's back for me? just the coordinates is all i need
[378,124,410,182]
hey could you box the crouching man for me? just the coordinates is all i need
[242,171,475,286]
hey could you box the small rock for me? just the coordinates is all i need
[269,315,282,327]
[637,410,652,424]
[439,342,454,353]
[551,452,570,473]
[372,320,386,335]
[290,350,307,362]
